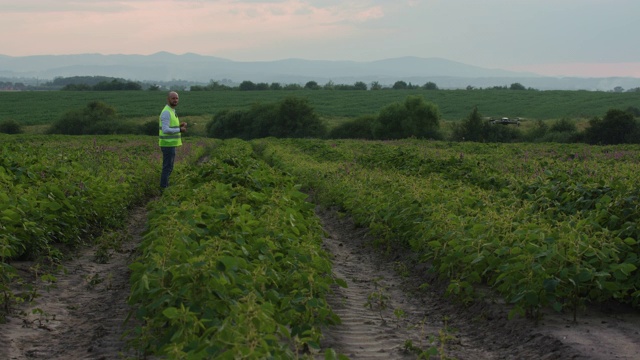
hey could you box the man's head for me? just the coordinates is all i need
[167,91,179,108]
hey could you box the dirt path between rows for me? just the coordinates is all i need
[2,204,640,360]
[315,207,640,360]
[0,206,147,360]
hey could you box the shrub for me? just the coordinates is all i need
[584,109,637,145]
[0,119,23,134]
[138,120,158,136]
[483,123,522,143]
[372,95,441,140]
[271,97,327,138]
[450,107,484,142]
[206,97,327,139]
[48,101,120,135]
[207,103,279,140]
[206,109,250,139]
[329,115,376,139]
[247,102,279,139]
[372,102,406,140]
[537,131,582,143]
[522,120,548,142]
[550,118,577,133]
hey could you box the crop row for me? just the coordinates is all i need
[258,138,640,319]
[2,89,639,125]
[4,134,639,356]
[127,139,342,358]
[0,135,202,318]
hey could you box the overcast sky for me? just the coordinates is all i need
[3,0,639,77]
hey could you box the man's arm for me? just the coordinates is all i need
[160,110,180,134]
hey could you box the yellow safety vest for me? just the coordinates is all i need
[158,105,182,147]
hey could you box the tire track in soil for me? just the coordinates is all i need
[314,207,590,360]
[0,205,149,360]
[316,210,446,359]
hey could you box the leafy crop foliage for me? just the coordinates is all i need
[206,96,328,139]
[5,132,640,355]
[259,138,640,320]
[3,90,639,127]
[128,139,342,358]
[0,134,180,319]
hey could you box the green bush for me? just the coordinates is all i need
[138,120,158,136]
[372,102,405,139]
[48,101,120,135]
[329,115,376,139]
[537,131,582,143]
[484,123,522,143]
[271,97,327,138]
[372,95,441,140]
[206,108,251,139]
[206,97,327,139]
[550,118,577,133]
[584,109,637,145]
[450,107,484,142]
[0,119,23,134]
[246,102,279,139]
[206,102,279,140]
[522,120,549,142]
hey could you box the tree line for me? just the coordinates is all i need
[46,76,537,92]
[4,75,640,92]
[191,80,534,91]
[2,95,638,146]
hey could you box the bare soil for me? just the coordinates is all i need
[315,207,640,360]
[0,206,147,360]
[1,204,640,360]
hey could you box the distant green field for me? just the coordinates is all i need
[1,89,638,126]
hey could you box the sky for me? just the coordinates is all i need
[3,0,640,78]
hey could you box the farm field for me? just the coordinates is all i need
[261,139,640,310]
[1,89,639,127]
[2,134,640,358]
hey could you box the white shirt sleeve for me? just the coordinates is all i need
[161,110,180,134]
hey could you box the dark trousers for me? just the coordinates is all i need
[160,146,176,188]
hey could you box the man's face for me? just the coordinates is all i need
[168,92,179,107]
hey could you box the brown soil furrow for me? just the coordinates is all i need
[0,206,147,360]
[314,207,592,360]
[317,208,455,359]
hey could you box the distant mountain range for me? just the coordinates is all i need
[1,52,639,91]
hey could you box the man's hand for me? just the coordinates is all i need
[180,122,187,133]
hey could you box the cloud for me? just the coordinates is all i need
[3,0,135,13]
[352,6,384,22]
[71,0,390,59]
[1,0,638,74]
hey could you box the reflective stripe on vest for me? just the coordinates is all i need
[158,105,182,147]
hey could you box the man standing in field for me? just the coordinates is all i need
[159,91,187,189]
